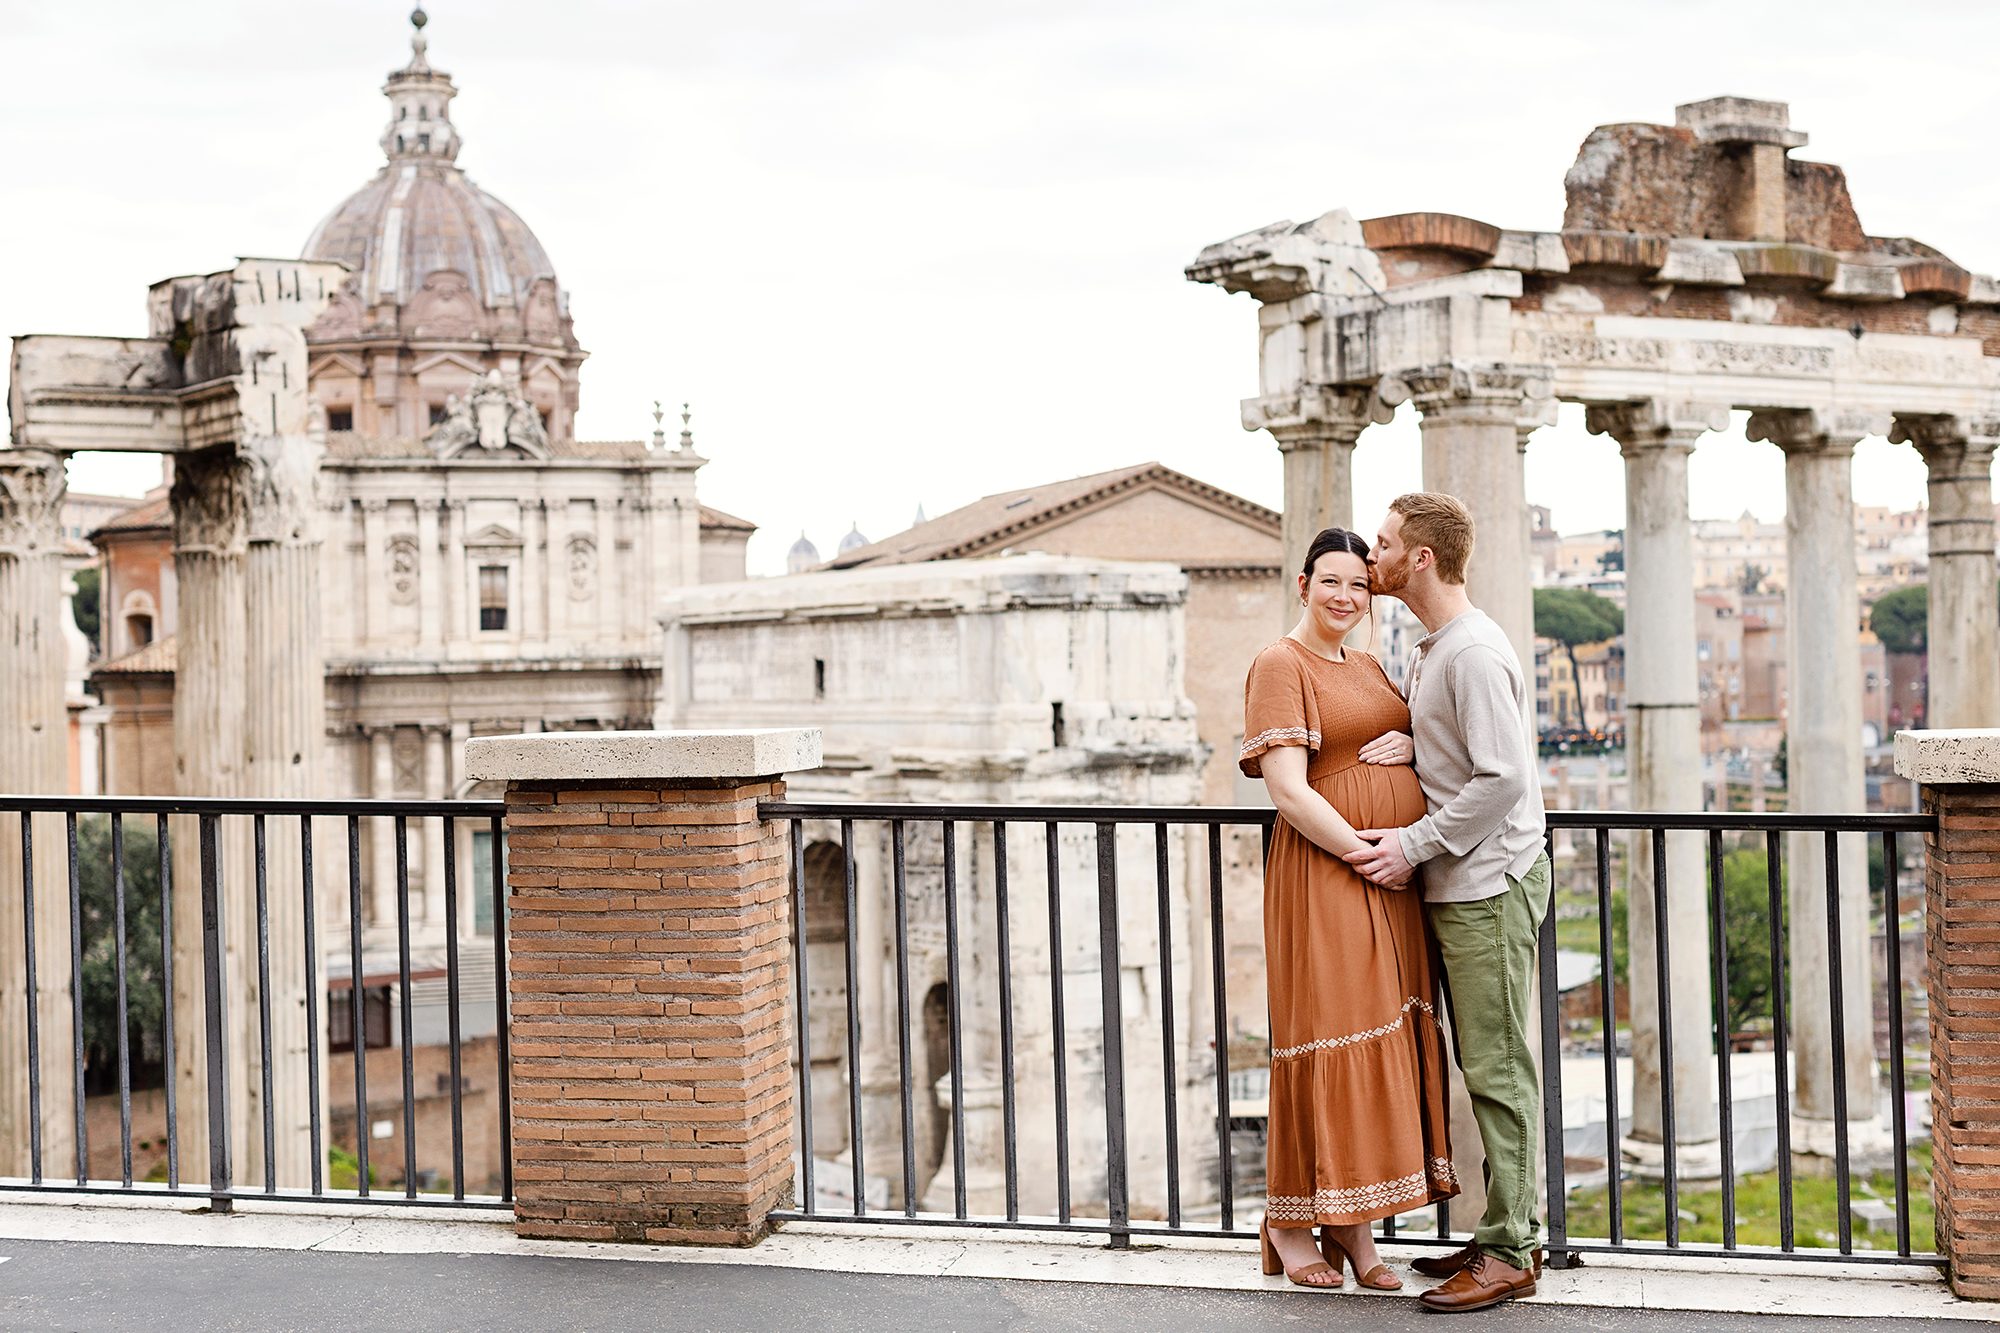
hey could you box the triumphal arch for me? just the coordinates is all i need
[1190,98,1999,1174]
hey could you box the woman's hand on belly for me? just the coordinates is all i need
[1357,731,1414,766]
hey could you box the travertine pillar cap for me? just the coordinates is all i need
[1892,728,2000,785]
[465,728,822,783]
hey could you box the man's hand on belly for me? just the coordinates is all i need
[1345,828,1416,888]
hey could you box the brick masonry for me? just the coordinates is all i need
[502,777,795,1245]
[1924,781,2000,1298]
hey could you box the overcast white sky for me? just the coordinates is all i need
[5,0,1997,572]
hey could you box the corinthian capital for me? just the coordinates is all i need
[171,444,250,557]
[1746,407,1891,454]
[0,450,66,556]
[240,430,326,546]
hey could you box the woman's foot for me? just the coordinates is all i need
[1322,1222,1400,1290]
[1261,1221,1342,1288]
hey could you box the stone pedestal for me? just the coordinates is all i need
[465,727,821,1245]
[1895,729,2000,1298]
[0,449,78,1177]
[1895,417,2000,730]
[1591,401,1724,1174]
[1750,410,1879,1140]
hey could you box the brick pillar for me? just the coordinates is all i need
[464,728,822,1246]
[1896,728,2000,1298]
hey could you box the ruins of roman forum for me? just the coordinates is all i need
[1189,95,1999,1170]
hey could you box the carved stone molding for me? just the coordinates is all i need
[387,534,421,605]
[1584,399,1731,452]
[0,450,67,556]
[1746,407,1891,453]
[565,534,598,601]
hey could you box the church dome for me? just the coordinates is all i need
[302,9,571,340]
[787,532,822,574]
[837,522,870,555]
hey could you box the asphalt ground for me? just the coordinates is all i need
[1,1237,1994,1333]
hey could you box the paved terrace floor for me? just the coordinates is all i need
[2,1197,1997,1332]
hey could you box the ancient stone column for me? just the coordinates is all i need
[0,449,79,1177]
[1398,364,1549,668]
[1589,400,1727,1178]
[1893,416,2000,730]
[369,726,398,926]
[239,424,328,1190]
[1748,409,1880,1149]
[1263,388,1380,579]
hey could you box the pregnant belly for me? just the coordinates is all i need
[1312,762,1427,831]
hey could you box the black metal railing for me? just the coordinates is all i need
[761,800,1940,1269]
[0,795,511,1211]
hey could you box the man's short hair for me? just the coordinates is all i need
[1389,492,1475,585]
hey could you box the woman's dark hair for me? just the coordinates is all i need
[1301,527,1371,579]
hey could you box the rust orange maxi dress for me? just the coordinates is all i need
[1239,637,1457,1229]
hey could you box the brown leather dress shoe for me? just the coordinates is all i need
[1418,1252,1536,1312]
[1410,1242,1544,1280]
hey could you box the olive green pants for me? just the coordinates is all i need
[1427,853,1552,1272]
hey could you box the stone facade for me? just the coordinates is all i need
[656,556,1220,1220]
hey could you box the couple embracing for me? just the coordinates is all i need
[1240,492,1552,1312]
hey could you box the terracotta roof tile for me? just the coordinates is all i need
[92,634,176,676]
[699,504,757,532]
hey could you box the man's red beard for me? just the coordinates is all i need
[1370,554,1411,595]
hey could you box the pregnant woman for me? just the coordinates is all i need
[1239,526,1457,1291]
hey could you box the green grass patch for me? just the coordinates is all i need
[1566,1143,1933,1252]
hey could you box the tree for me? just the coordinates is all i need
[75,815,165,1090]
[1597,531,1625,575]
[1871,583,1927,655]
[1739,563,1769,596]
[1716,847,1784,1030]
[1534,586,1625,722]
[72,566,101,656]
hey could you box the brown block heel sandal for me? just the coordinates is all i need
[1260,1221,1343,1290]
[1322,1232,1402,1291]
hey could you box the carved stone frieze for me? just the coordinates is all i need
[0,450,67,556]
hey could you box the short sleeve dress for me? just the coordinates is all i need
[1240,637,1458,1228]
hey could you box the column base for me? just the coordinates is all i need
[1622,1134,1724,1182]
[1790,1114,1898,1170]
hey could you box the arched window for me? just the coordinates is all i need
[126,613,153,648]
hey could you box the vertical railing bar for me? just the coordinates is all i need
[66,811,88,1186]
[254,814,276,1195]
[890,820,917,1217]
[943,819,968,1221]
[1652,826,1678,1248]
[840,819,866,1216]
[112,813,133,1187]
[1825,828,1852,1256]
[788,819,815,1214]
[1596,826,1621,1245]
[395,816,417,1199]
[1767,827,1794,1251]
[442,818,465,1202]
[156,813,175,1189]
[1046,820,1071,1224]
[347,814,369,1198]
[1708,827,1736,1250]
[489,814,512,1204]
[1153,822,1181,1229]
[301,816,323,1198]
[993,821,1019,1222]
[198,813,231,1211]
[1095,822,1130,1250]
[1537,834,1567,1267]
[22,812,43,1186]
[1206,824,1233,1232]
[1883,829,1912,1258]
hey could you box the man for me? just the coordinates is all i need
[1345,492,1551,1313]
